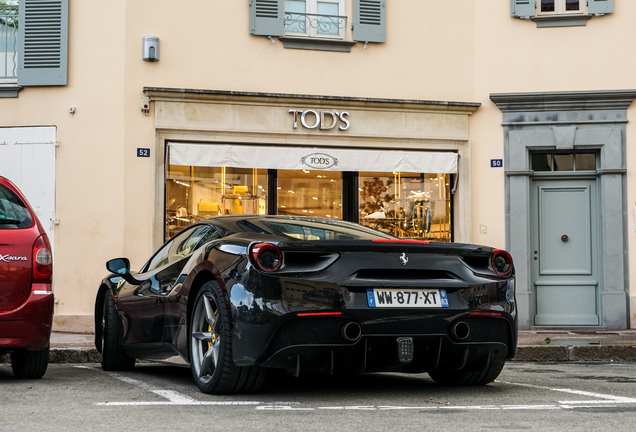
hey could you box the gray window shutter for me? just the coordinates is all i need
[249,0,284,37]
[353,0,386,44]
[510,0,536,19]
[17,0,68,86]
[587,0,613,16]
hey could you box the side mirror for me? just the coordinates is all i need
[106,258,130,275]
[106,257,142,285]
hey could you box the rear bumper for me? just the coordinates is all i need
[0,285,54,351]
[255,314,514,375]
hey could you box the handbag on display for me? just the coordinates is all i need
[233,185,249,195]
[197,196,219,216]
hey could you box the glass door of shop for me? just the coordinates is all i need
[358,172,452,241]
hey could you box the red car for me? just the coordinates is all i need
[0,176,54,378]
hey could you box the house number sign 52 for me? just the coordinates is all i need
[289,109,350,131]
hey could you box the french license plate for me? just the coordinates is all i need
[366,288,449,308]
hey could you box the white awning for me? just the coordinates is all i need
[168,143,458,173]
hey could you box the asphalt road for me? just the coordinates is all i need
[1,361,635,431]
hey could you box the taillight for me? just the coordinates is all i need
[249,243,283,272]
[469,311,502,316]
[491,249,512,276]
[32,235,53,284]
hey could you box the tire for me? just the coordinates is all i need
[428,360,505,386]
[101,291,136,371]
[189,281,266,394]
[11,346,49,379]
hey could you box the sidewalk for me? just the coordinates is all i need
[38,330,636,364]
[514,329,636,362]
[3,330,634,364]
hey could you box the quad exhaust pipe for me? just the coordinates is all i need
[452,321,471,340]
[340,322,362,342]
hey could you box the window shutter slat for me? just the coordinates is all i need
[249,0,284,37]
[17,0,68,86]
[510,0,536,19]
[353,0,386,43]
[587,0,613,16]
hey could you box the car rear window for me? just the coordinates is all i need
[0,184,34,230]
[250,218,395,241]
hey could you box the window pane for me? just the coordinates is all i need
[532,154,553,171]
[553,154,574,171]
[575,153,596,171]
[541,0,555,12]
[359,172,451,242]
[316,2,339,35]
[277,170,342,219]
[565,0,580,11]
[285,0,307,34]
[0,184,33,230]
[166,165,267,239]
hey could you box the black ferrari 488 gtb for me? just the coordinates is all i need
[94,215,516,394]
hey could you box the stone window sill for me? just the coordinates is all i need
[279,36,356,53]
[0,85,22,98]
[531,14,593,28]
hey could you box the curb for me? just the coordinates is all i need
[513,345,636,362]
[0,348,101,365]
[3,346,636,365]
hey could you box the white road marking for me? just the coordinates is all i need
[92,370,296,407]
[78,366,636,412]
[497,380,636,405]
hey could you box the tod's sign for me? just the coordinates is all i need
[289,109,350,131]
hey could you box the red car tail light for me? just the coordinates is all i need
[297,312,342,317]
[469,311,502,317]
[491,249,513,276]
[249,243,282,272]
[32,235,53,284]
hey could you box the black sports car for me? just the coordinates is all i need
[94,215,516,394]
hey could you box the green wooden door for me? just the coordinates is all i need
[531,179,599,326]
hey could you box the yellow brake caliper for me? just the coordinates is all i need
[208,309,218,356]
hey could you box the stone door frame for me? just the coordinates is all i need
[491,90,636,329]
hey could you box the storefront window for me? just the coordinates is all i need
[166,164,452,242]
[359,172,452,241]
[166,165,268,239]
[277,170,342,219]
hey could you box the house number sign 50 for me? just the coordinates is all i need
[289,109,350,131]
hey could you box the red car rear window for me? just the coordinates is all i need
[0,184,34,230]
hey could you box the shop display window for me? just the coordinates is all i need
[166,165,267,239]
[165,164,453,242]
[359,172,452,241]
[277,170,342,219]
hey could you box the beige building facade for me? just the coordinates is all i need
[1,0,635,331]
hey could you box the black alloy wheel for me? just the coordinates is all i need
[11,346,49,379]
[189,281,266,394]
[101,291,136,371]
[428,360,506,386]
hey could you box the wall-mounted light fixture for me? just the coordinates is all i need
[143,36,160,62]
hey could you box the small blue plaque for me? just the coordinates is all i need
[137,148,150,157]
[490,159,503,168]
